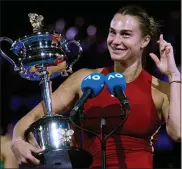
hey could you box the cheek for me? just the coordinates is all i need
[125,38,142,50]
[106,39,109,46]
[107,36,112,46]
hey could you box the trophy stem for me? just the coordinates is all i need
[39,65,53,116]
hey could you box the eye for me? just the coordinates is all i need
[122,33,131,37]
[109,29,116,35]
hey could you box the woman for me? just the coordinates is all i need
[11,5,180,168]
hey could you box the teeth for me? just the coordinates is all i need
[114,49,125,51]
[111,47,126,52]
[113,48,126,51]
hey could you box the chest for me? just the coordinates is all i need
[82,83,161,137]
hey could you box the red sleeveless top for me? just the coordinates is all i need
[80,67,162,168]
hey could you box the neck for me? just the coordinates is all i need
[114,59,143,83]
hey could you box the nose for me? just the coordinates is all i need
[112,35,121,45]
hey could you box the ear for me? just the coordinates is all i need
[141,35,151,48]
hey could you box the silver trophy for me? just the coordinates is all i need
[0,13,92,168]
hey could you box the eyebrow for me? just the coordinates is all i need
[109,27,133,33]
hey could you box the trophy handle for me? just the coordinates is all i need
[64,40,83,73]
[64,40,83,54]
[0,37,20,71]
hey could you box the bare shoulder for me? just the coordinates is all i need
[68,67,104,80]
[51,67,105,113]
[61,67,104,88]
[151,76,170,98]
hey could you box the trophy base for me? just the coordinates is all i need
[19,148,93,169]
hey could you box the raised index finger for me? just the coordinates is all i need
[159,34,164,46]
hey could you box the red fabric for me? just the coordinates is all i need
[80,67,162,168]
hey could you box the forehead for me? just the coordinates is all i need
[110,14,140,32]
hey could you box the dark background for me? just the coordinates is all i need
[0,0,181,168]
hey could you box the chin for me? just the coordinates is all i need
[110,54,127,62]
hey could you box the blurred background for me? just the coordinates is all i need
[0,0,181,168]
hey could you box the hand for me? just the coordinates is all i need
[29,60,67,77]
[11,139,43,165]
[149,34,179,77]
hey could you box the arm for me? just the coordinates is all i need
[3,146,18,168]
[12,102,45,141]
[161,72,181,142]
[12,68,84,141]
[150,34,181,142]
[11,68,93,165]
[1,136,18,168]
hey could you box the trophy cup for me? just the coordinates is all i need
[0,13,92,168]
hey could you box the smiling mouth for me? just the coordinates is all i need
[112,48,127,53]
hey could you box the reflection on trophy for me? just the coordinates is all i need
[0,13,92,168]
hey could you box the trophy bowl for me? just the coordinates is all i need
[23,114,93,168]
[0,13,82,81]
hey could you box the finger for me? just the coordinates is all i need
[160,42,168,52]
[157,39,167,44]
[19,158,28,164]
[166,46,171,54]
[149,53,160,66]
[26,153,40,165]
[29,145,43,153]
[159,34,167,50]
[160,34,163,43]
[161,43,172,54]
[30,156,40,165]
[50,80,52,94]
[158,34,163,48]
[166,43,173,52]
